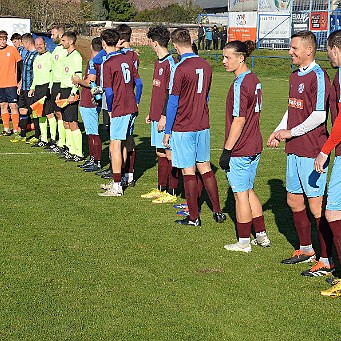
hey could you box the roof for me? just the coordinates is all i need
[194,0,228,9]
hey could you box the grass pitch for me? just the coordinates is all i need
[0,60,340,340]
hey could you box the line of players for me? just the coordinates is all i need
[2,24,341,297]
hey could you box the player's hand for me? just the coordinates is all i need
[267,132,280,148]
[163,134,171,148]
[274,129,291,141]
[158,115,166,132]
[145,115,151,124]
[71,74,81,85]
[219,149,231,171]
[28,90,34,97]
[314,153,328,173]
[67,95,75,103]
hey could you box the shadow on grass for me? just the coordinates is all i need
[263,178,298,249]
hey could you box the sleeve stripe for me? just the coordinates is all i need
[315,67,326,111]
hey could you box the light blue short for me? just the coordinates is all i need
[286,154,327,197]
[171,129,210,169]
[79,106,100,135]
[151,120,170,149]
[110,114,134,140]
[327,156,341,210]
[226,154,261,193]
[127,112,138,137]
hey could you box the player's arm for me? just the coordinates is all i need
[267,110,288,147]
[17,60,23,85]
[103,63,113,113]
[219,86,247,170]
[163,94,179,148]
[157,93,169,131]
[70,54,82,98]
[274,110,326,140]
[132,66,143,104]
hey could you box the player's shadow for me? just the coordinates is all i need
[221,186,238,238]
[263,179,298,249]
[134,136,158,182]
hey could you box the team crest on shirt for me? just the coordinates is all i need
[65,66,69,73]
[7,52,10,57]
[38,63,42,69]
[159,68,163,76]
[55,54,59,60]
[298,83,305,93]
[153,78,161,87]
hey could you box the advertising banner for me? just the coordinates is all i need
[228,12,257,42]
[258,13,291,47]
[228,0,257,12]
[258,0,291,12]
[0,18,31,43]
[330,12,341,32]
[310,12,328,31]
[291,11,310,34]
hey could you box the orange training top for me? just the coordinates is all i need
[0,45,22,88]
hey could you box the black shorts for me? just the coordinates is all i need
[0,86,18,103]
[18,90,33,113]
[33,83,52,116]
[51,82,61,113]
[60,87,78,122]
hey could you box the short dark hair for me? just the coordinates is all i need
[171,28,191,47]
[62,31,77,44]
[51,25,64,35]
[11,33,22,41]
[101,29,120,47]
[116,24,132,42]
[147,25,170,48]
[22,33,35,45]
[291,30,317,54]
[91,37,103,52]
[0,30,8,37]
[328,29,341,49]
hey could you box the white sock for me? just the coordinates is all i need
[239,238,250,245]
[319,257,332,267]
[300,244,314,254]
[125,172,134,182]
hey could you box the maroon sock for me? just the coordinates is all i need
[88,134,94,157]
[252,215,266,233]
[125,150,136,173]
[329,219,341,264]
[158,157,169,188]
[237,221,252,238]
[168,164,180,190]
[316,216,334,258]
[183,175,199,221]
[293,208,311,246]
[92,134,102,161]
[112,173,121,182]
[201,170,221,213]
[196,172,204,199]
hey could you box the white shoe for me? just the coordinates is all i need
[98,183,123,196]
[251,235,271,247]
[224,242,252,253]
[100,181,112,190]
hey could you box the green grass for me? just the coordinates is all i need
[0,62,341,340]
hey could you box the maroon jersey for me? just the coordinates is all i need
[170,54,211,132]
[330,68,341,157]
[80,61,101,108]
[285,64,329,158]
[123,48,139,70]
[225,71,263,157]
[149,54,176,121]
[103,51,139,118]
